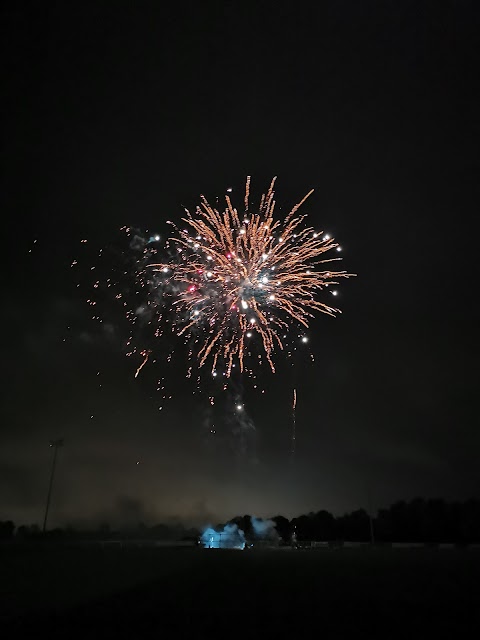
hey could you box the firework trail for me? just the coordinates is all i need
[292,387,297,457]
[137,177,354,379]
[135,350,150,379]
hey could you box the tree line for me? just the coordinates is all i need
[275,498,480,543]
[1,498,479,543]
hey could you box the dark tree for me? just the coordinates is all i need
[271,515,291,542]
[229,515,253,537]
[0,520,15,539]
[337,509,370,542]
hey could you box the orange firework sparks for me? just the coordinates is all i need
[146,177,354,377]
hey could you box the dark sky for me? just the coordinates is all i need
[2,1,479,528]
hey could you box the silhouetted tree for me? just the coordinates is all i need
[337,509,370,542]
[272,515,291,542]
[16,524,41,539]
[0,520,15,539]
[229,515,253,537]
[313,510,336,540]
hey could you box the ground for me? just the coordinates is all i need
[1,545,479,638]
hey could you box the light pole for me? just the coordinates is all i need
[367,485,375,545]
[42,438,64,533]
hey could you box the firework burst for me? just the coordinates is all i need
[140,177,354,378]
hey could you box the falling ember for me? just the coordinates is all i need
[144,177,355,377]
[135,350,150,378]
[292,387,297,457]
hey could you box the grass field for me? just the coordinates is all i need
[1,545,479,638]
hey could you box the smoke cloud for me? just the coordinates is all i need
[251,516,279,540]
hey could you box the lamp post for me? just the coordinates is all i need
[367,485,375,545]
[42,438,64,533]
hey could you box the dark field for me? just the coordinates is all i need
[1,545,479,638]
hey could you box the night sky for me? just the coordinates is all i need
[2,1,478,528]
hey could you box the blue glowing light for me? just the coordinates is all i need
[200,524,246,549]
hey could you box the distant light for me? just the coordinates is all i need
[241,300,248,309]
[325,234,330,240]
[332,290,338,296]
[194,310,200,316]
[240,228,246,235]
[336,246,342,252]
[246,332,252,338]
[250,318,256,324]
[194,243,200,249]
[206,271,212,277]
[162,267,169,273]
[262,276,268,284]
[313,233,318,238]
[262,253,268,260]
[302,336,308,343]
[207,255,213,260]
[154,235,160,241]
[236,404,243,411]
[212,371,217,377]
[227,187,232,192]
[269,295,275,300]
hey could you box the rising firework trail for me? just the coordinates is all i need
[137,177,354,380]
[291,387,297,457]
